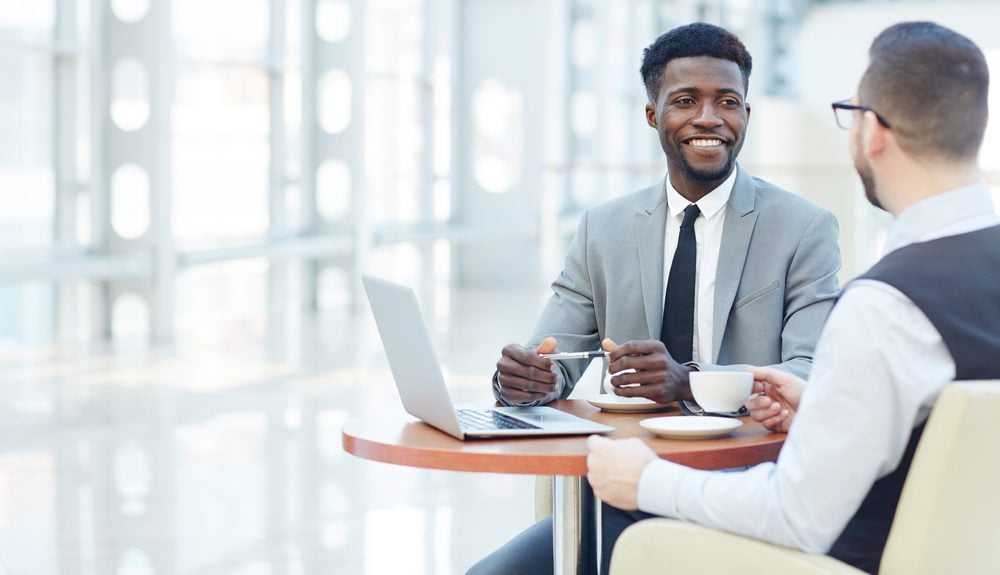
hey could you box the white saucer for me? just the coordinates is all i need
[639,416,742,439]
[586,394,669,413]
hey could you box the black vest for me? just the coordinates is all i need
[828,225,1000,573]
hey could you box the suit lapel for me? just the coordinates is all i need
[636,177,668,340]
[712,167,758,358]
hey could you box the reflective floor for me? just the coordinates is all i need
[0,286,560,575]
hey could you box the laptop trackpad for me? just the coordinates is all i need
[498,406,581,422]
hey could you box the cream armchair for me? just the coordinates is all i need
[609,381,1000,575]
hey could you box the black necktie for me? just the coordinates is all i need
[661,204,700,363]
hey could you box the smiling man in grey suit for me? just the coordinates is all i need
[493,23,840,411]
[470,22,840,575]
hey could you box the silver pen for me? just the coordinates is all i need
[539,350,609,360]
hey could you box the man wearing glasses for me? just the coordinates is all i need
[588,21,1000,574]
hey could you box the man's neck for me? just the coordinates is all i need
[880,159,982,216]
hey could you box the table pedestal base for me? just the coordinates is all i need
[553,476,597,575]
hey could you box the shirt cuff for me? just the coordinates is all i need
[636,458,690,517]
[530,374,564,406]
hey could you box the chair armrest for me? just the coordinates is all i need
[609,518,867,575]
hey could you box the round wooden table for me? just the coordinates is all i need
[342,399,785,575]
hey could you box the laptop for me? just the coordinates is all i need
[362,275,614,439]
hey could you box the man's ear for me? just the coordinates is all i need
[645,102,657,128]
[745,103,751,122]
[861,110,887,158]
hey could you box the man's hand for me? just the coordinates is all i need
[602,339,693,404]
[745,366,805,433]
[495,337,560,404]
[586,435,657,510]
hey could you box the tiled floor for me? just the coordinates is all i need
[0,285,565,575]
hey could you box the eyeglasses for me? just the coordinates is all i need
[831,99,892,130]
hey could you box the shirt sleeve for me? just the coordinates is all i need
[635,280,954,552]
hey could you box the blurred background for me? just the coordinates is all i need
[0,1,998,574]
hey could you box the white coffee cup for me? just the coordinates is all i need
[689,371,754,413]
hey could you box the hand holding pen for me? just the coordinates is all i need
[495,337,561,405]
[541,348,616,395]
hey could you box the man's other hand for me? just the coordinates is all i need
[586,435,656,510]
[745,366,805,433]
[603,338,693,404]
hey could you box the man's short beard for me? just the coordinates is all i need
[855,159,884,211]
[677,151,737,183]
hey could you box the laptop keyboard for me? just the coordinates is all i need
[456,408,541,431]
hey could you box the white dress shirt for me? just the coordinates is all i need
[663,168,736,364]
[636,183,999,553]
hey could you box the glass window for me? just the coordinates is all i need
[571,20,597,70]
[172,66,270,242]
[172,0,268,62]
[471,79,523,194]
[316,0,351,44]
[318,69,352,134]
[0,1,54,42]
[365,0,425,225]
[0,282,54,343]
[316,160,351,222]
[111,163,151,240]
[111,0,150,24]
[111,58,150,132]
[0,48,53,250]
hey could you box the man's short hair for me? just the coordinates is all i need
[640,22,753,101]
[859,22,989,161]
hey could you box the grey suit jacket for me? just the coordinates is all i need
[499,166,841,404]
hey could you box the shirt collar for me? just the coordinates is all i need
[884,183,998,254]
[665,167,737,221]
